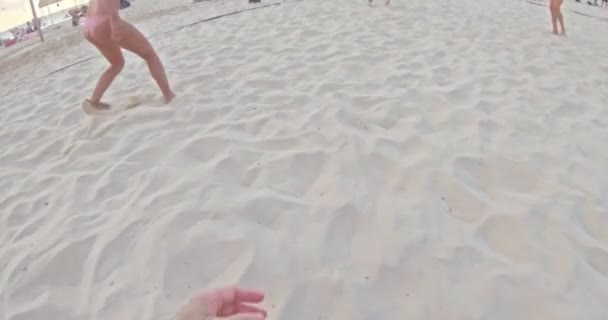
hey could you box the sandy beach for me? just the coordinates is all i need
[1,0,608,318]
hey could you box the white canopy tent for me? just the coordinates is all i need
[38,0,63,6]
[38,0,63,26]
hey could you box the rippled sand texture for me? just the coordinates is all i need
[1,0,608,319]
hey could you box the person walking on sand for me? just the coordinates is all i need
[550,0,565,36]
[83,0,175,110]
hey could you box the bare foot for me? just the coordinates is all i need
[164,92,176,104]
[552,29,559,35]
[560,30,566,36]
[86,99,111,110]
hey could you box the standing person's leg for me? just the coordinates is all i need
[117,21,175,103]
[549,1,558,35]
[85,32,125,108]
[556,0,565,35]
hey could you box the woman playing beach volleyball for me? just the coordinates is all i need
[83,0,175,109]
[549,0,565,36]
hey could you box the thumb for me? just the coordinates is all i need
[225,313,266,320]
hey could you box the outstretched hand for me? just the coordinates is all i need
[177,287,267,320]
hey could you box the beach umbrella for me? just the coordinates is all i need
[27,0,44,41]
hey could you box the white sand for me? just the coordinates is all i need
[1,0,608,318]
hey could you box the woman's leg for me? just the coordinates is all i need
[556,0,565,35]
[85,32,125,107]
[117,21,175,103]
[549,1,558,35]
[551,9,558,34]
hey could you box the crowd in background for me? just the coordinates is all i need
[1,18,41,48]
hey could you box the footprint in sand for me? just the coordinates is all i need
[476,214,535,264]
[583,247,608,277]
[576,202,608,244]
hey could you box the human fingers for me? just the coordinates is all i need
[224,313,266,320]
[233,288,265,303]
[235,303,267,316]
[218,303,267,317]
[216,287,265,305]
